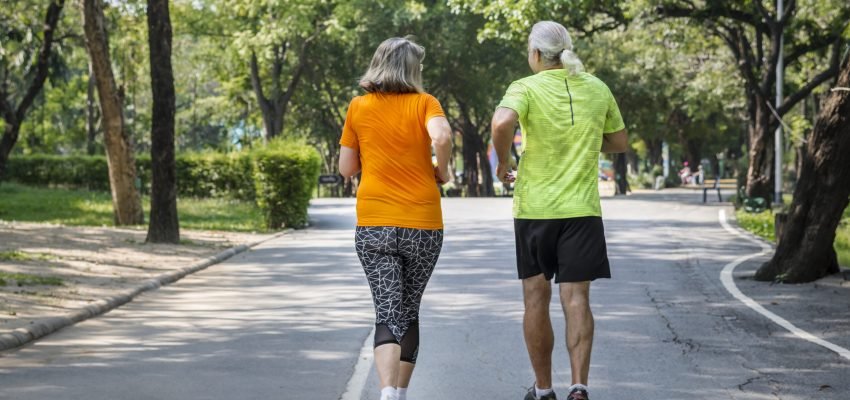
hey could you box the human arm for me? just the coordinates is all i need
[338,145,361,177]
[492,107,519,184]
[601,129,628,153]
[427,116,452,184]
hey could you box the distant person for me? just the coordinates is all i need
[491,21,627,400]
[679,162,692,185]
[338,36,452,400]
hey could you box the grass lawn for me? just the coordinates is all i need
[736,205,850,268]
[0,183,266,232]
[0,271,63,287]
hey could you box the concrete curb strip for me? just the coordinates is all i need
[0,230,290,352]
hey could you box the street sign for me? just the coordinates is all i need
[318,174,343,185]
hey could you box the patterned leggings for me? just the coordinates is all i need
[355,226,443,363]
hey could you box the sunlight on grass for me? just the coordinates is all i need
[736,210,776,242]
[737,207,850,268]
[0,183,266,232]
[0,272,63,287]
[0,251,53,262]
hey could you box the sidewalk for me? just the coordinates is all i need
[0,221,274,350]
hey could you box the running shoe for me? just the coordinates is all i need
[524,387,557,400]
[566,387,589,400]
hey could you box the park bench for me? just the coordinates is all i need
[700,178,737,203]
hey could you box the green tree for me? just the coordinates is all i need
[756,53,850,283]
[221,0,333,140]
[650,0,850,201]
[0,0,66,179]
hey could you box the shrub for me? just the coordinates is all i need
[252,140,321,229]
[5,154,111,191]
[5,152,255,200]
[6,140,321,231]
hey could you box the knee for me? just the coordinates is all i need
[560,286,590,311]
[523,278,552,311]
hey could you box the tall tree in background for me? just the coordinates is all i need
[83,0,144,225]
[756,54,850,283]
[653,0,849,201]
[222,0,332,140]
[145,0,179,243]
[0,0,65,179]
[425,6,527,197]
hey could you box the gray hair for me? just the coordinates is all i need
[359,37,425,94]
[528,21,584,74]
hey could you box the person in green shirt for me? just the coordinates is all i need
[492,21,628,400]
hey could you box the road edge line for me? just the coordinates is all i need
[340,326,376,400]
[0,230,290,353]
[718,209,850,361]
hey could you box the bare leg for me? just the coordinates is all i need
[397,361,414,388]
[522,273,554,389]
[559,281,594,385]
[374,343,401,389]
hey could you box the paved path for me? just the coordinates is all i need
[1,193,847,399]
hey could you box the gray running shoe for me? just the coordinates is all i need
[524,386,557,400]
[566,387,589,400]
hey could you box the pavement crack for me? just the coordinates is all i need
[644,287,701,355]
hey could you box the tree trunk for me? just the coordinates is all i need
[0,0,65,180]
[249,36,314,140]
[614,153,629,195]
[754,59,850,283]
[745,96,774,202]
[83,0,144,225]
[145,0,179,243]
[462,130,480,197]
[479,144,495,197]
[86,60,99,155]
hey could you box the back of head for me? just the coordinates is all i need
[528,21,584,74]
[360,37,425,94]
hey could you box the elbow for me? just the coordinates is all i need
[433,131,452,148]
[492,117,513,135]
[339,163,357,178]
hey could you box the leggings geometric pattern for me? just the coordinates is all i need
[355,226,443,363]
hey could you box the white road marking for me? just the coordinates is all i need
[718,209,850,361]
[340,326,376,400]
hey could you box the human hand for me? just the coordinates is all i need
[434,166,451,185]
[497,162,516,184]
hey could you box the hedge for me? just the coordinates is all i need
[4,142,322,229]
[252,140,321,229]
[7,152,256,200]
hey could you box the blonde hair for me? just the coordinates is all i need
[529,21,584,74]
[359,37,425,94]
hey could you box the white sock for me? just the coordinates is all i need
[397,387,408,400]
[568,383,589,393]
[535,385,554,398]
[380,386,397,400]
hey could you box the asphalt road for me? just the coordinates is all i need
[1,193,847,400]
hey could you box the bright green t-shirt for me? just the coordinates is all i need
[497,69,625,219]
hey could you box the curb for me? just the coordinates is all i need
[0,230,290,352]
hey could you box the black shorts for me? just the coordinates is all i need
[514,217,611,283]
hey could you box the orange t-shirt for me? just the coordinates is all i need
[340,92,445,230]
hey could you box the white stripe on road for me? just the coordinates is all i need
[718,209,850,361]
[340,326,376,400]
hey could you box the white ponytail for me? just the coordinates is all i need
[529,21,584,75]
[560,49,584,75]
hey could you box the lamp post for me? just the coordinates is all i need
[775,0,784,205]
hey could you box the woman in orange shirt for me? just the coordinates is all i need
[338,37,452,400]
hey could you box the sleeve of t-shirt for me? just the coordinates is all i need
[496,81,528,119]
[339,98,359,150]
[423,94,446,123]
[603,86,626,134]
